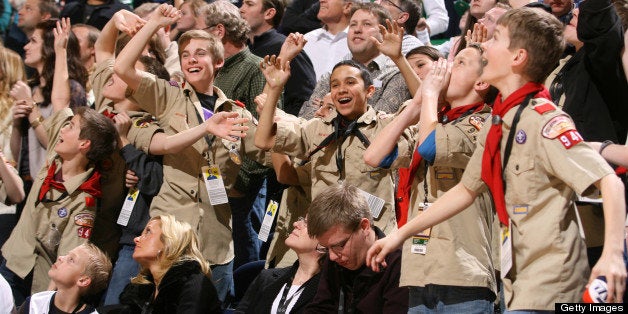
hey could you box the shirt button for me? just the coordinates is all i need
[515,165,519,171]
[191,190,196,195]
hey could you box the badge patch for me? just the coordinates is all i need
[469,116,485,130]
[74,213,95,228]
[436,172,454,180]
[57,207,68,218]
[515,130,527,144]
[77,226,92,239]
[133,117,152,128]
[542,115,576,139]
[556,130,583,149]
[513,204,529,215]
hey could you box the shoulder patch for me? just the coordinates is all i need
[468,116,485,130]
[542,115,576,139]
[533,102,556,115]
[234,100,246,108]
[168,80,180,87]
[133,116,154,128]
[555,130,583,149]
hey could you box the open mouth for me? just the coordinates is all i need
[188,67,201,73]
[337,97,351,105]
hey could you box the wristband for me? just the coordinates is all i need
[30,115,44,129]
[599,140,613,155]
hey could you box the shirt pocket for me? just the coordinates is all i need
[505,152,537,205]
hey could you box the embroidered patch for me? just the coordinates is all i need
[469,116,485,130]
[542,115,576,139]
[436,172,454,180]
[556,130,583,149]
[515,130,527,144]
[533,102,556,114]
[168,80,179,87]
[133,117,153,128]
[57,208,68,218]
[77,226,92,239]
[74,213,95,228]
[85,196,96,207]
[513,204,529,215]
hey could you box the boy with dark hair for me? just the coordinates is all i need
[368,7,627,308]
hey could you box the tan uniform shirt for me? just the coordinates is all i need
[273,107,413,233]
[461,99,613,310]
[89,59,160,256]
[399,106,496,292]
[2,109,99,292]
[129,74,267,265]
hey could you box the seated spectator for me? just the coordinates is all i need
[60,0,131,30]
[404,46,442,80]
[169,0,208,42]
[100,215,222,314]
[237,216,324,313]
[17,243,112,313]
[376,0,424,52]
[544,0,574,24]
[3,0,58,58]
[304,185,408,312]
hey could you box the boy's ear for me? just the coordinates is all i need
[79,139,91,155]
[77,275,92,289]
[213,58,225,72]
[365,85,376,99]
[474,80,490,92]
[511,48,528,68]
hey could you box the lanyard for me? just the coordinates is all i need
[277,282,305,314]
[501,94,534,191]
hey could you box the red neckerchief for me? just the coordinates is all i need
[102,109,116,120]
[440,101,485,123]
[481,82,549,225]
[38,162,102,201]
[396,101,485,227]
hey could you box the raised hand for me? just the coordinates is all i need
[465,23,488,47]
[112,10,147,36]
[151,3,182,28]
[260,55,291,90]
[206,111,250,142]
[420,58,451,104]
[113,111,132,138]
[12,100,33,121]
[372,19,404,60]
[9,81,33,102]
[279,33,307,62]
[53,18,71,52]
[254,93,267,117]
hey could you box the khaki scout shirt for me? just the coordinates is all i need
[273,106,413,233]
[461,99,613,310]
[89,58,161,256]
[398,106,496,291]
[129,74,267,265]
[2,109,98,290]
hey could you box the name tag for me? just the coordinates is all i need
[117,188,139,227]
[358,189,385,219]
[411,202,432,255]
[258,200,278,242]
[202,165,228,205]
[500,219,513,279]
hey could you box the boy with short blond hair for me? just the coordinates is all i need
[367,7,627,309]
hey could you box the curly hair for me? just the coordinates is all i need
[0,45,26,125]
[204,0,251,45]
[32,19,88,107]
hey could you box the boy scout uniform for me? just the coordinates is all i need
[273,106,414,234]
[128,73,267,265]
[2,108,100,293]
[398,105,497,295]
[461,99,613,310]
[88,59,160,257]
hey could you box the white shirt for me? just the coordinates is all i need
[0,275,14,314]
[270,284,304,314]
[303,27,351,81]
[424,0,449,36]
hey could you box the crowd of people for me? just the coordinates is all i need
[0,0,627,313]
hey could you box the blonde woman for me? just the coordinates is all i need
[0,43,25,160]
[101,215,221,314]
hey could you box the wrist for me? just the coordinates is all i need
[30,115,44,129]
[599,140,613,155]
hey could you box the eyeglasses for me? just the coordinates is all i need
[316,232,354,255]
[382,0,405,13]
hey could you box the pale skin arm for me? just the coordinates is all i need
[9,82,48,149]
[588,141,628,168]
[113,111,133,149]
[366,182,477,271]
[590,174,627,303]
[95,10,146,62]
[271,153,299,186]
[370,20,420,96]
[254,55,291,150]
[0,152,25,204]
[114,4,180,91]
[51,18,71,113]
[416,59,451,145]
[622,30,627,81]
[148,111,249,155]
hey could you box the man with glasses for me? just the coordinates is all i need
[304,184,408,313]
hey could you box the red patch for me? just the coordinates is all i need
[234,100,246,108]
[85,196,96,207]
[77,227,92,239]
[556,130,583,149]
[534,103,556,114]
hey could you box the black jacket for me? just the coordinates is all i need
[60,0,131,30]
[100,260,221,314]
[236,260,321,313]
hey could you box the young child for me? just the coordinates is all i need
[18,243,112,313]
[367,7,627,308]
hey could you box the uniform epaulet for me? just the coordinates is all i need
[168,80,180,88]
[234,100,246,108]
[533,102,556,115]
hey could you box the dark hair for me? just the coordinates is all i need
[405,45,443,61]
[71,24,100,48]
[139,56,170,80]
[33,19,88,106]
[350,2,392,26]
[398,0,422,34]
[75,107,117,163]
[115,33,166,66]
[263,0,287,28]
[38,0,60,18]
[332,60,373,88]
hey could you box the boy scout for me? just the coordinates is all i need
[365,47,497,312]
[367,8,627,308]
[113,4,266,300]
[1,107,117,299]
[255,55,414,234]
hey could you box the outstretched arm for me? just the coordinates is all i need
[255,55,291,150]
[149,112,249,155]
[51,18,72,113]
[371,20,420,96]
[114,3,180,91]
